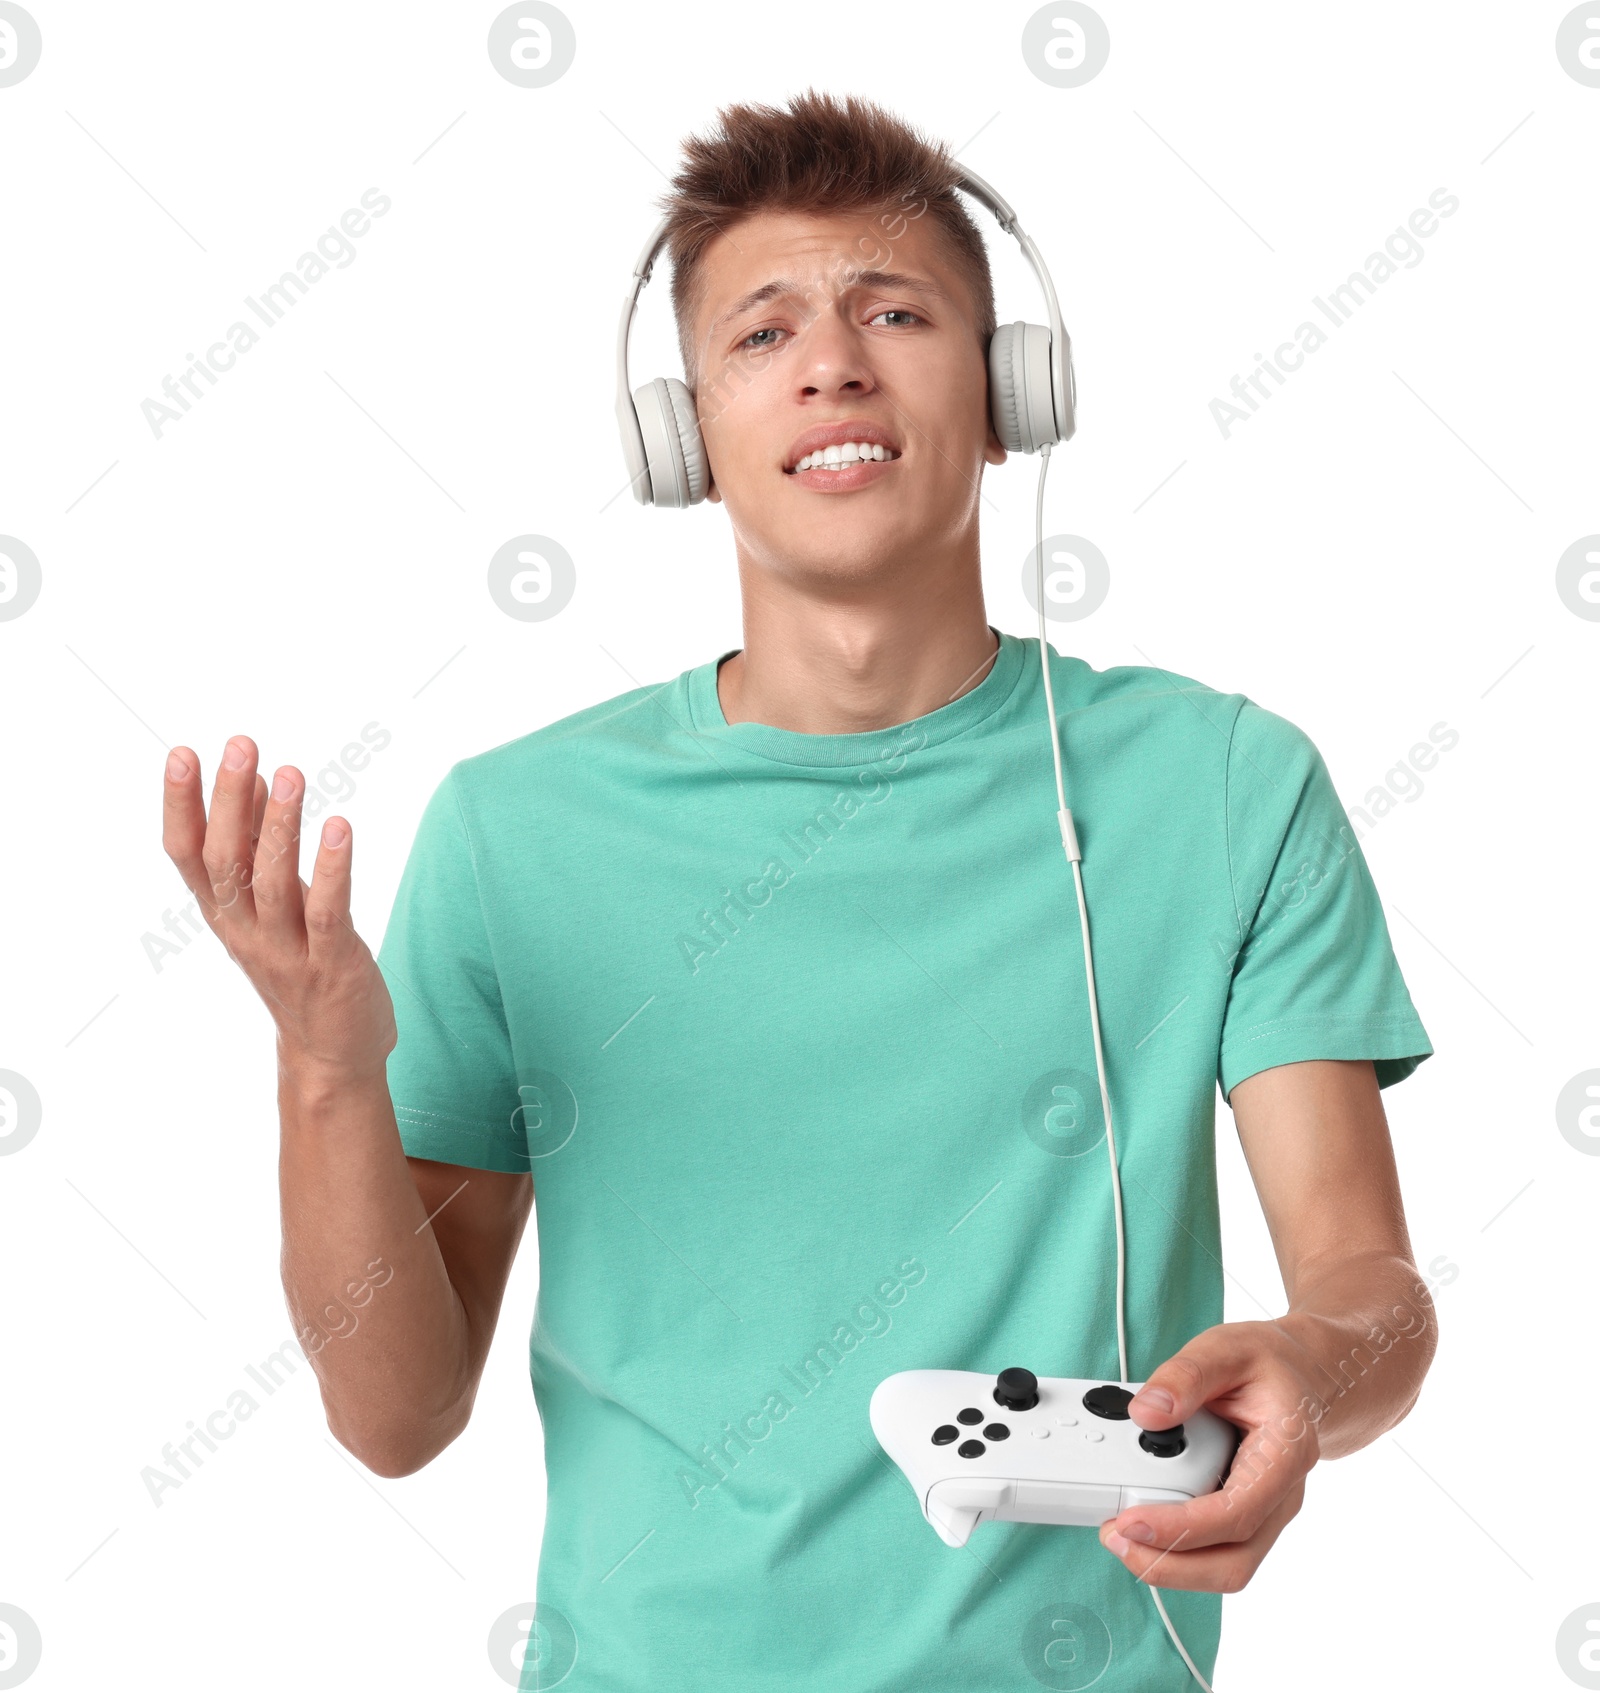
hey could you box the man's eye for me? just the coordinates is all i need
[870,309,923,328]
[740,327,784,351]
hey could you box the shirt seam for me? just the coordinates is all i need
[1221,1009,1430,1050]
[394,1102,508,1135]
[1222,695,1249,960]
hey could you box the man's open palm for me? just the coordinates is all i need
[161,735,396,1081]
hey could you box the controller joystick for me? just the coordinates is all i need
[1082,1384,1134,1420]
[994,1367,1039,1410]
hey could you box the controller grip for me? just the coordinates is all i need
[926,1479,1009,1547]
[926,1477,1194,1546]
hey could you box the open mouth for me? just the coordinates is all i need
[784,441,903,475]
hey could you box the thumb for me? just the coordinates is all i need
[1128,1327,1250,1427]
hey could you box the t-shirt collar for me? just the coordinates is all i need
[684,626,1028,768]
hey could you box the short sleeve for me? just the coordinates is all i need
[1218,701,1434,1104]
[376,767,529,1173]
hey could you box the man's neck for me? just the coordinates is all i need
[715,577,999,736]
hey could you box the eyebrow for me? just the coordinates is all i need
[710,269,951,335]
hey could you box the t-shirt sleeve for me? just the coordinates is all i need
[376,766,530,1173]
[1217,700,1434,1104]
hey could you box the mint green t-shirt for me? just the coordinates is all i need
[377,630,1432,1693]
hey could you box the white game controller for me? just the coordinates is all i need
[870,1366,1240,1548]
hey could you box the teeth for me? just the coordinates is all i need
[791,442,895,472]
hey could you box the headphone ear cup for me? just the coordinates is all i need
[662,377,709,505]
[989,322,1025,454]
[988,320,1062,455]
[632,376,708,508]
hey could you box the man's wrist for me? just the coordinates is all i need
[276,1038,390,1104]
[1270,1308,1350,1372]
[1267,1271,1438,1458]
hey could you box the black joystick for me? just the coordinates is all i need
[993,1367,1039,1411]
[1082,1384,1134,1420]
[1139,1426,1187,1459]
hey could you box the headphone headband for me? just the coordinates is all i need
[616,168,1074,506]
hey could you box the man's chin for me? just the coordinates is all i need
[747,529,942,589]
[724,483,973,584]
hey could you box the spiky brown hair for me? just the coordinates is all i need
[654,89,997,393]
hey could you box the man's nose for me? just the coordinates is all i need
[795,304,876,398]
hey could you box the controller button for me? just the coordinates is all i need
[1030,1427,1051,1439]
[1084,1430,1104,1442]
[1055,1415,1078,1428]
[1083,1385,1134,1421]
[983,1422,1011,1441]
[957,1439,986,1459]
[1139,1426,1187,1459]
[993,1367,1040,1411]
[957,1407,984,1425]
[932,1425,960,1445]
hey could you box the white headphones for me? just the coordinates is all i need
[613,165,1076,507]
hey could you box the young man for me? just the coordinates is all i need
[162,91,1437,1693]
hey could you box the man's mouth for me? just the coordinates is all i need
[782,420,903,478]
[785,441,902,475]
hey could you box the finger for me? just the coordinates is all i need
[303,814,355,963]
[1103,1416,1313,1553]
[1128,1325,1260,1429]
[1213,1410,1319,1523]
[203,736,261,922]
[162,746,220,925]
[1101,1477,1304,1594]
[1106,1405,1318,1552]
[252,767,308,951]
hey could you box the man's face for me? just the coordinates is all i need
[690,207,1005,587]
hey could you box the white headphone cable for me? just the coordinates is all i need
[1033,444,1215,1693]
[1032,443,1128,1386]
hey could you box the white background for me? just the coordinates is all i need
[1,2,1596,1688]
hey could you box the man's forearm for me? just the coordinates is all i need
[277,1048,474,1475]
[1271,1247,1438,1459]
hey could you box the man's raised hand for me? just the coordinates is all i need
[161,736,397,1082]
